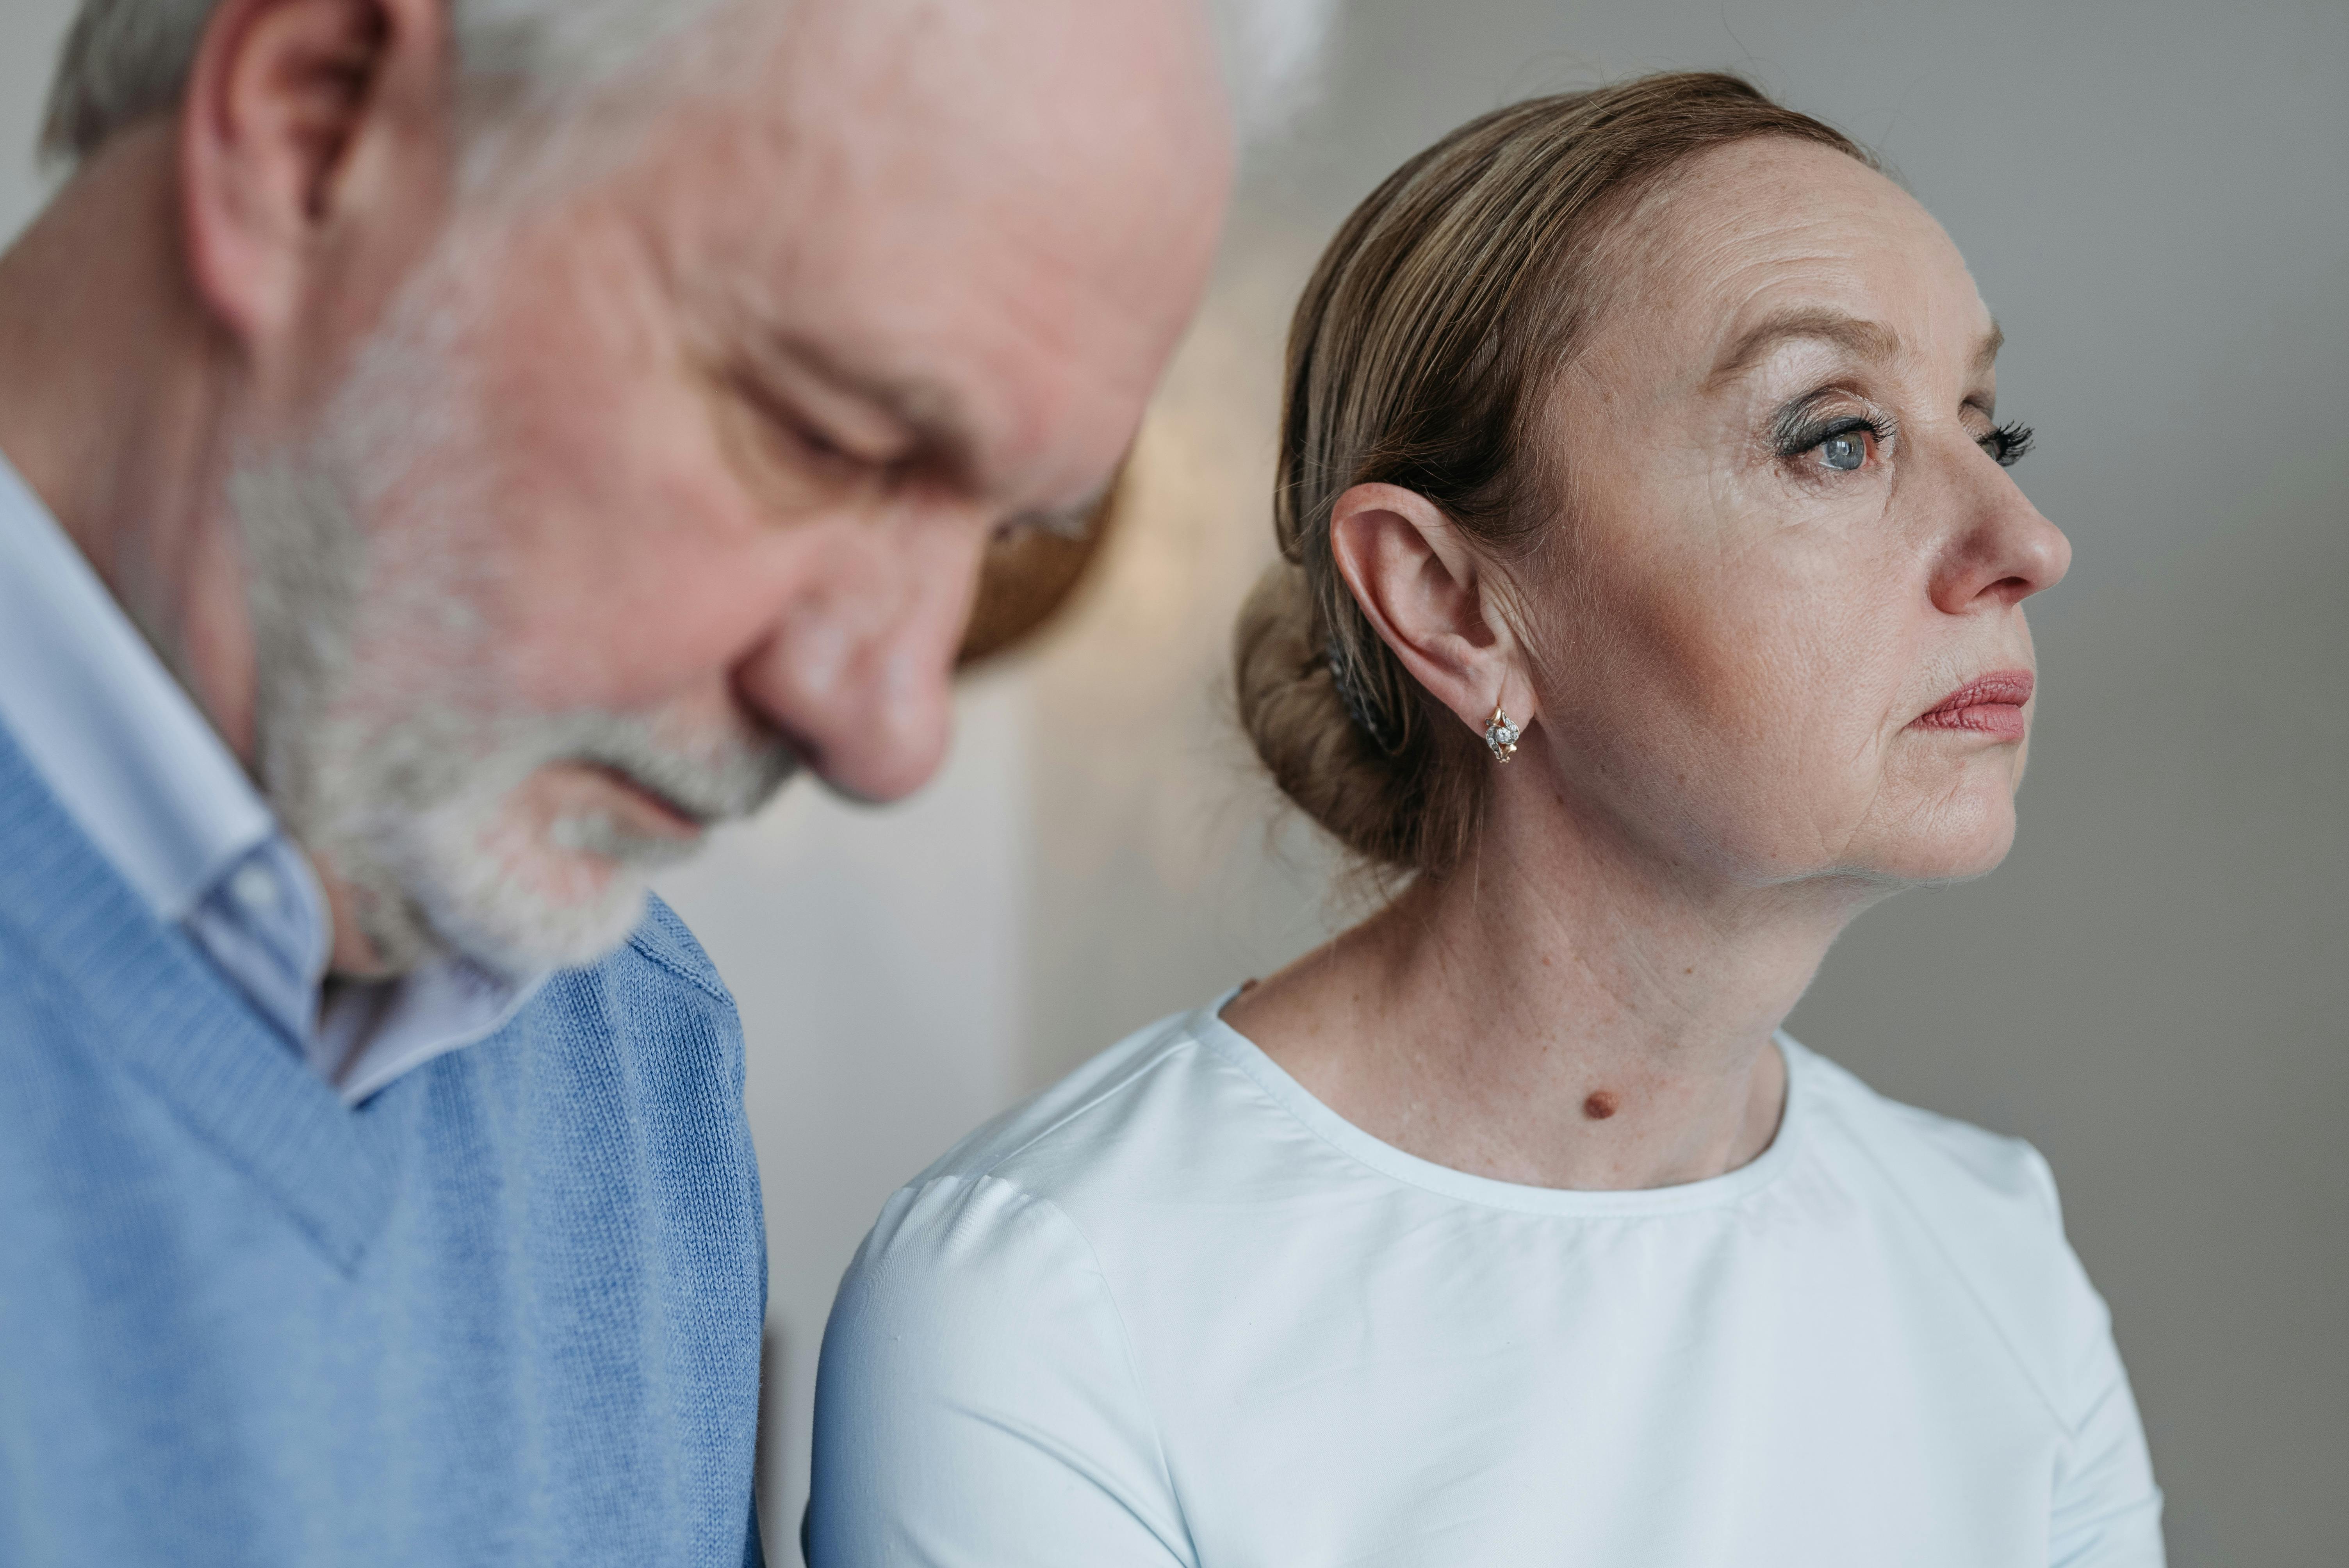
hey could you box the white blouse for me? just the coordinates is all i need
[809,1000,2164,1566]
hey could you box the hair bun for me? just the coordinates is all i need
[1235,561,1434,870]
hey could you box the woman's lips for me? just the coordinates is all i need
[1911,670,2035,741]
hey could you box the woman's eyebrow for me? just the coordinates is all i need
[1710,307,1907,380]
[1972,321,2007,372]
[1711,309,1900,383]
[1709,311,2006,387]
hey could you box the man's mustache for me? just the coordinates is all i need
[554,713,801,829]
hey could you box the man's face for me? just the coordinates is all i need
[248,0,1232,979]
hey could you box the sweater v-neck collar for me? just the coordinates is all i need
[0,726,398,1274]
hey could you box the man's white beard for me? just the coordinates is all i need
[230,265,794,984]
[295,691,794,982]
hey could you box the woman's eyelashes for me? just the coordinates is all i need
[1979,419,2034,468]
[1767,396,2036,475]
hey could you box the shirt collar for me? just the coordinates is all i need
[0,452,274,919]
[0,449,536,1103]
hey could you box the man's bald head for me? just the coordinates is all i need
[45,0,1232,181]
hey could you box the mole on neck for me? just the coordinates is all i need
[1582,1090,1619,1121]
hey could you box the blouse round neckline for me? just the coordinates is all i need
[1193,991,1813,1219]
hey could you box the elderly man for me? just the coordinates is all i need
[0,0,1230,1559]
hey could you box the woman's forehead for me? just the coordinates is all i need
[1593,139,1990,379]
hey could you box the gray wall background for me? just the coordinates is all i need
[3,0,2342,1560]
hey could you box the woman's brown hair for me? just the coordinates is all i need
[1235,71,1873,877]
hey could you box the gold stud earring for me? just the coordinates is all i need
[1483,704,1520,763]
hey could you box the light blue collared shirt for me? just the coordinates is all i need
[0,451,530,1102]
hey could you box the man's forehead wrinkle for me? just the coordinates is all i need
[685,0,1222,523]
[698,177,1136,517]
[770,0,934,107]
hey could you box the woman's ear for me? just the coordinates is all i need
[1328,482,1535,737]
[178,0,454,356]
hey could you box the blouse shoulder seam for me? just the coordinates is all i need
[963,1026,1205,1182]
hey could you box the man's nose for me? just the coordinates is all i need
[731,515,991,804]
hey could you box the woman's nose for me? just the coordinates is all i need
[730,516,991,804]
[1927,446,2073,616]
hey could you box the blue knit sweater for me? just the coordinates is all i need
[0,727,768,1565]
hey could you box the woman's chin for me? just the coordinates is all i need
[1864,802,2021,886]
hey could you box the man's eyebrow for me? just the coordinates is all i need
[758,333,984,481]
[1711,309,1900,382]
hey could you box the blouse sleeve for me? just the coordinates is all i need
[806,1174,1194,1568]
[2029,1150,2167,1567]
[2049,1353,2165,1566]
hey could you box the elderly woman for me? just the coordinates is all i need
[809,74,2164,1566]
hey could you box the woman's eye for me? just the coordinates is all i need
[1818,431,1867,471]
[1770,401,1891,472]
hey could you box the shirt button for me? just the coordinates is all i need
[230,861,281,914]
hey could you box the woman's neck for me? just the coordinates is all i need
[1223,787,1880,1191]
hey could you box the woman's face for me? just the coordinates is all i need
[1521,136,2069,891]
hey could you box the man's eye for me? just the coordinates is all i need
[768,408,857,469]
[723,369,900,484]
[1818,430,1867,471]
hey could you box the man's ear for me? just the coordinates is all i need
[1328,481,1536,738]
[179,0,454,353]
